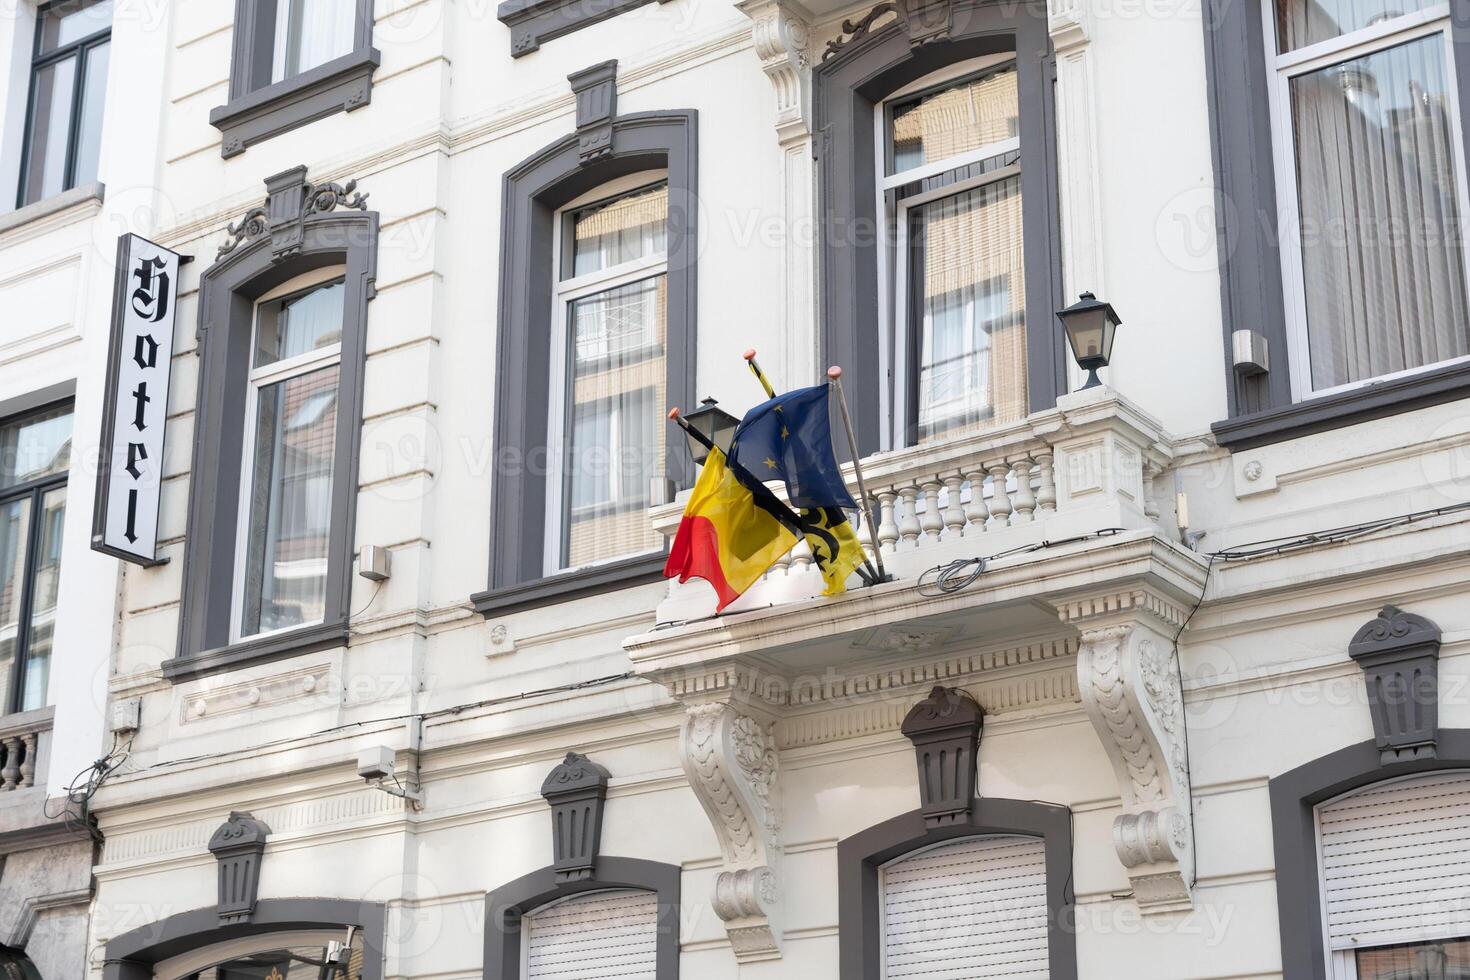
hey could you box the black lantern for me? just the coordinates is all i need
[1057,291,1121,390]
[681,396,740,464]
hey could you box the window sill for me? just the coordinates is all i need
[496,0,668,56]
[0,182,105,241]
[161,619,349,682]
[1212,360,1470,451]
[471,553,667,617]
[209,47,380,158]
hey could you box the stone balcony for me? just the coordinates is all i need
[624,389,1214,954]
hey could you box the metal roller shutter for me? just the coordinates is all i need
[524,888,659,980]
[1318,769,1470,951]
[880,834,1050,979]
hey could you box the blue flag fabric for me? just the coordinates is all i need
[729,384,857,511]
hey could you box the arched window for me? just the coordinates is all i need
[153,928,364,979]
[880,835,1049,978]
[813,0,1063,454]
[522,889,659,979]
[1315,770,1470,979]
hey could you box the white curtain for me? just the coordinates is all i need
[1293,35,1470,390]
[275,0,355,81]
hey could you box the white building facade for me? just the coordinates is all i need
[0,0,1464,976]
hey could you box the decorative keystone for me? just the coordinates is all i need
[1349,605,1442,764]
[569,60,618,164]
[541,752,611,881]
[901,686,983,827]
[208,812,271,923]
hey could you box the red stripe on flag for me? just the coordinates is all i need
[664,514,741,611]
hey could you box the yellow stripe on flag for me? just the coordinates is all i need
[801,508,866,597]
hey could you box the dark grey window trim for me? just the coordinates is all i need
[1203,0,1470,447]
[470,108,697,618]
[210,0,379,158]
[497,0,672,57]
[812,0,1064,456]
[1270,729,1470,979]
[483,856,681,979]
[837,797,1077,980]
[102,897,386,980]
[170,195,377,683]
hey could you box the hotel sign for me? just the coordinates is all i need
[92,233,182,565]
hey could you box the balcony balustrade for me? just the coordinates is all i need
[0,707,52,793]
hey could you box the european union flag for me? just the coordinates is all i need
[729,385,857,511]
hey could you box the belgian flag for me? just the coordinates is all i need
[663,446,800,612]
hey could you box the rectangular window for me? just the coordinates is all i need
[549,182,668,573]
[17,0,111,208]
[0,402,71,715]
[1269,0,1470,397]
[271,0,356,83]
[882,59,1025,448]
[236,278,343,641]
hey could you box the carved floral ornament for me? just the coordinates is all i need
[822,0,955,61]
[218,165,370,260]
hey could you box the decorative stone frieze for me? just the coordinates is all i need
[680,701,784,961]
[738,0,812,145]
[207,812,270,923]
[901,686,983,827]
[1061,587,1195,914]
[540,752,611,882]
[1349,605,1442,764]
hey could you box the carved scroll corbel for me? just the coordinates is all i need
[680,701,784,961]
[1067,594,1195,914]
[738,0,813,144]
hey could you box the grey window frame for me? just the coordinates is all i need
[837,796,1078,980]
[471,109,697,618]
[1271,729,1470,979]
[1204,0,1470,449]
[0,399,71,716]
[483,856,681,980]
[15,0,111,210]
[101,898,386,980]
[812,0,1065,456]
[496,0,670,58]
[209,0,379,159]
[171,203,377,682]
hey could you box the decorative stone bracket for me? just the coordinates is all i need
[1060,589,1195,914]
[902,686,983,827]
[541,752,611,882]
[738,0,812,145]
[680,701,784,962]
[1349,605,1442,764]
[208,811,271,923]
[569,60,618,164]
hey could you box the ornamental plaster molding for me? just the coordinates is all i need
[738,0,813,144]
[680,701,785,961]
[1072,608,1195,914]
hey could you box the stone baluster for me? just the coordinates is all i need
[877,489,899,555]
[18,733,35,788]
[942,473,966,538]
[985,461,1013,528]
[919,480,943,543]
[1035,450,1057,516]
[861,494,882,563]
[770,545,792,578]
[898,485,922,549]
[1143,462,1161,521]
[790,534,813,573]
[1,737,19,791]
[963,468,989,532]
[1010,457,1036,525]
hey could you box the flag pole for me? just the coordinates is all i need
[743,349,777,398]
[826,366,889,584]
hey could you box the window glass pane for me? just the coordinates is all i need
[178,935,365,980]
[1291,35,1470,391]
[562,277,666,568]
[273,0,356,82]
[912,177,1026,440]
[1276,0,1436,52]
[18,487,63,713]
[255,281,345,367]
[241,367,338,637]
[38,0,113,53]
[0,404,73,489]
[570,184,668,277]
[72,40,109,189]
[19,57,77,207]
[891,64,1018,174]
[0,499,32,715]
[1356,938,1470,978]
